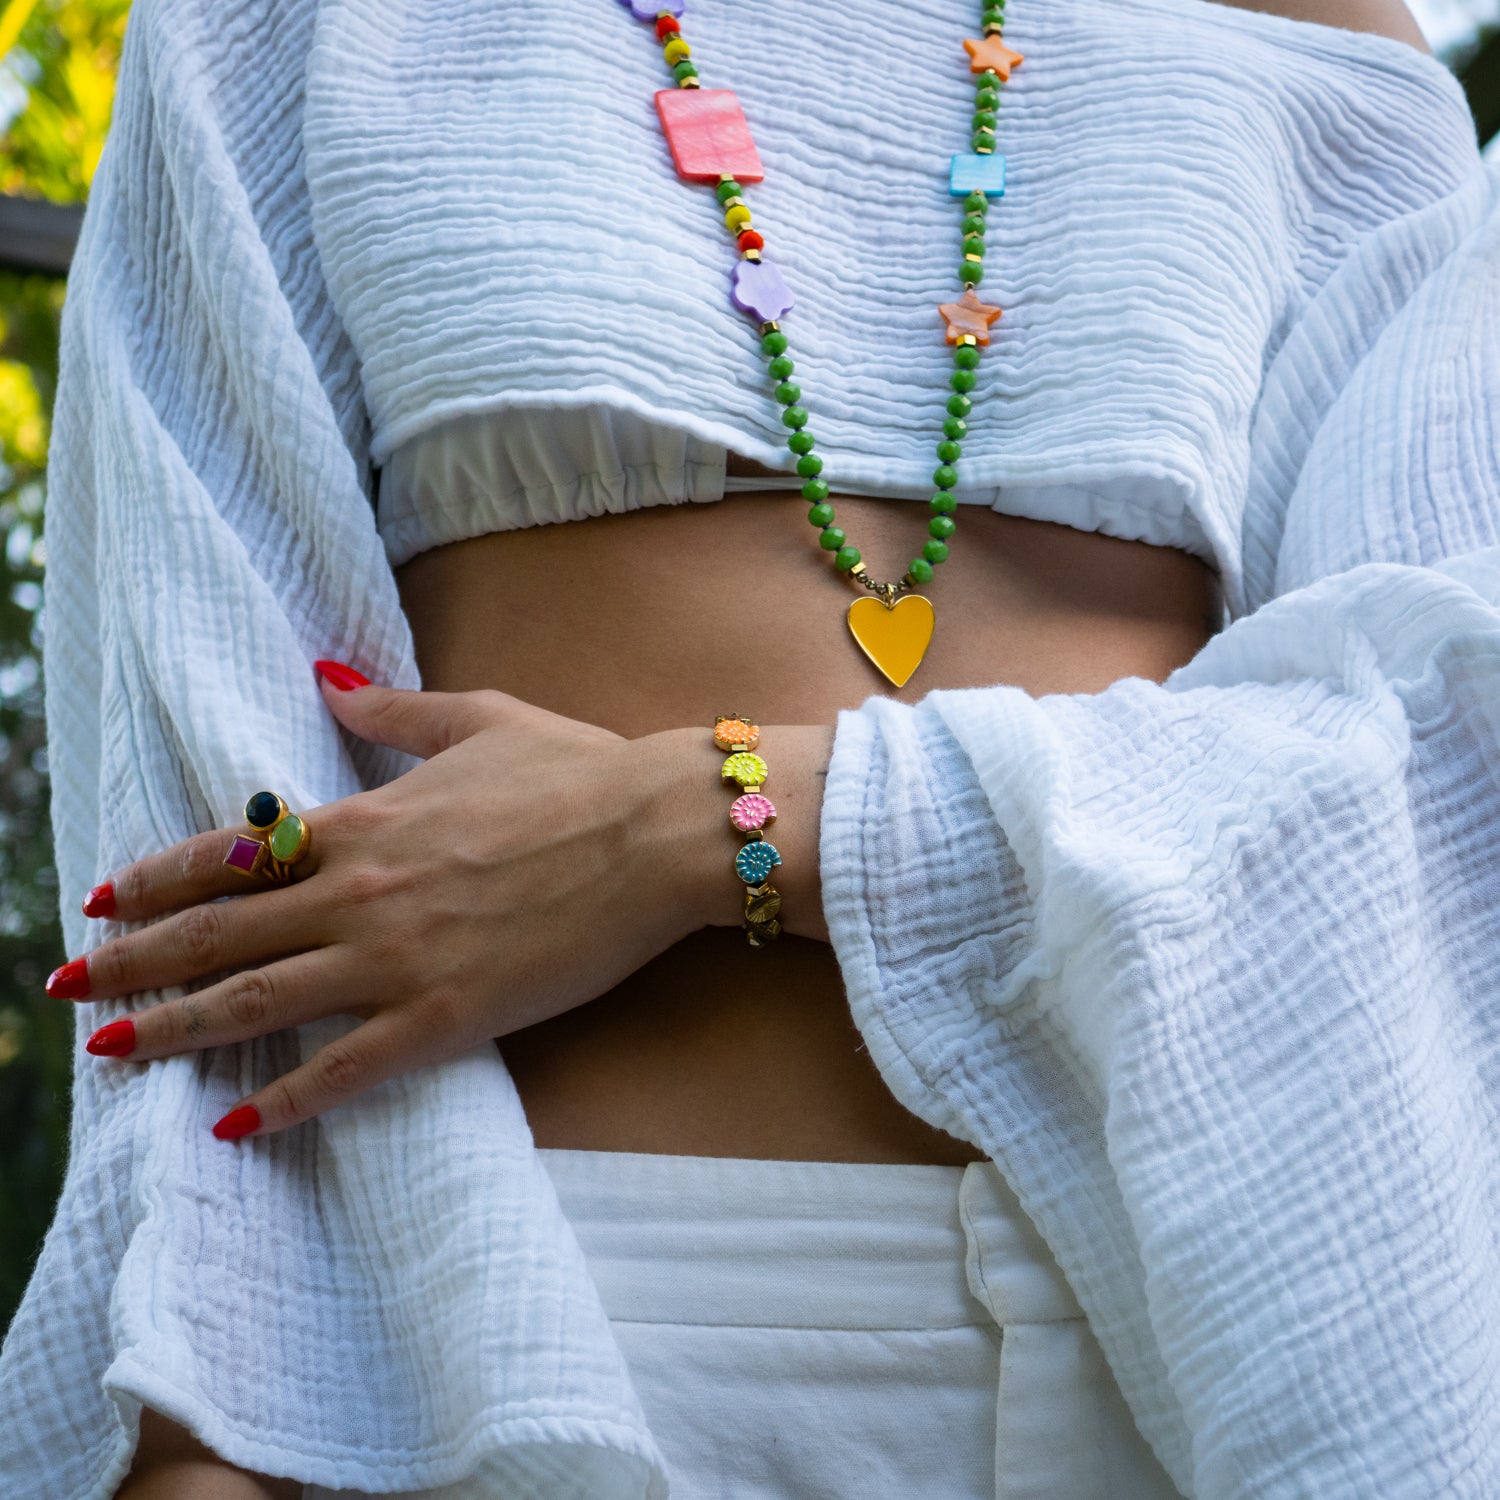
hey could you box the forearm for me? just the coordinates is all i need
[638,723,837,945]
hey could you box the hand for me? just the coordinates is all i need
[51,667,723,1140]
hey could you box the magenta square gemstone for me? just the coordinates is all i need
[654,89,764,183]
[224,834,265,874]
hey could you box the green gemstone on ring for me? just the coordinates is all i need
[268,812,308,864]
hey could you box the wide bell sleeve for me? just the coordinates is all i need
[0,2,665,1495]
[821,154,1500,1499]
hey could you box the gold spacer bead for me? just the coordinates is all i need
[848,561,868,578]
[973,125,996,138]
[679,77,701,88]
[974,145,995,154]
[983,22,1004,33]
[963,253,983,263]
[759,320,780,335]
[723,196,746,210]
[957,333,979,346]
[742,249,763,261]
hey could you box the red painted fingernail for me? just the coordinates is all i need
[46,958,91,1000]
[86,1018,136,1057]
[213,1104,261,1140]
[82,882,116,919]
[314,659,371,691]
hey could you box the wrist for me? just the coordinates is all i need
[633,720,836,945]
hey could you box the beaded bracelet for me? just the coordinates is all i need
[714,715,783,946]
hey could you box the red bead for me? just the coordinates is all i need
[737,229,765,252]
[654,89,765,183]
[655,15,680,37]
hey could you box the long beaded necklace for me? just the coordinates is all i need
[616,0,1019,688]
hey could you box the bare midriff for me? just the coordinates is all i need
[391,0,1427,1170]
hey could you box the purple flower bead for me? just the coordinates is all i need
[618,0,684,17]
[731,258,795,324]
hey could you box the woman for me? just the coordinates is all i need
[2,0,1497,1494]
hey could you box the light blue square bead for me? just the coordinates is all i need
[949,153,1007,198]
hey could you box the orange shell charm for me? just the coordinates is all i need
[714,717,761,751]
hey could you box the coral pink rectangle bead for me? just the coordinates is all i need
[654,89,765,183]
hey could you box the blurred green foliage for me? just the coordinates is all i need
[0,0,126,1339]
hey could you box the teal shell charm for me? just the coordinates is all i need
[735,840,782,885]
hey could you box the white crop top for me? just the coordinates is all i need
[364,0,1478,608]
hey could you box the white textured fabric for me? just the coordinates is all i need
[363,0,1478,584]
[539,1148,1181,1500]
[0,0,1495,1497]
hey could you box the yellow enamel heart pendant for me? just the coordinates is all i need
[847,593,936,689]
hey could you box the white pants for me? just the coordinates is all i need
[540,1148,1184,1500]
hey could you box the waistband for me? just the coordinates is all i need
[539,1148,1083,1332]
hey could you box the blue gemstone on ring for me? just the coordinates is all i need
[245,791,282,829]
[734,840,782,885]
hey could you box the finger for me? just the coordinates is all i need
[84,946,350,1061]
[209,1003,450,1140]
[68,879,326,1002]
[94,816,326,926]
[315,665,502,759]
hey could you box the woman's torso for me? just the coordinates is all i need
[378,0,1448,1164]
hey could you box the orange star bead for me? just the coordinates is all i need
[963,34,1023,80]
[938,288,1004,345]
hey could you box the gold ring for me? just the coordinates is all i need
[223,790,313,885]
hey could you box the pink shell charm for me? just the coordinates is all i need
[730,792,777,832]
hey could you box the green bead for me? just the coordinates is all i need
[768,354,795,379]
[819,526,845,551]
[943,416,968,440]
[936,439,962,463]
[975,87,1001,110]
[787,430,816,454]
[774,380,801,404]
[802,476,830,501]
[983,5,1006,22]
[717,180,744,203]
[960,261,984,286]
[834,545,862,571]
[930,492,958,515]
[961,213,986,237]
[908,558,935,584]
[761,330,789,355]
[933,464,959,489]
[807,501,835,527]
[970,133,993,154]
[930,514,957,539]
[673,60,698,81]
[962,235,986,258]
[964,191,988,214]
[923,539,950,564]
[972,110,998,132]
[796,454,824,478]
[947,393,972,418]
[954,345,982,370]
[781,404,809,429]
[951,369,978,393]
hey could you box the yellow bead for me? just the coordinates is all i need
[663,37,691,62]
[722,751,769,787]
[725,204,753,230]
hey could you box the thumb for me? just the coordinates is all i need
[314,660,491,759]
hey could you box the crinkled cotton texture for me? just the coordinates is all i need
[0,0,1496,1497]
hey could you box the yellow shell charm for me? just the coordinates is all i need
[721,751,769,787]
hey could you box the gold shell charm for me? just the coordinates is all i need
[847,594,936,689]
